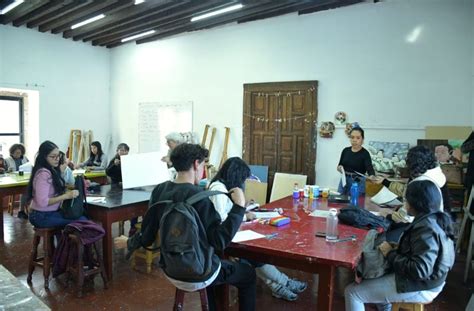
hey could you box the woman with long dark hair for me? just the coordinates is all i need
[344,179,455,310]
[77,141,107,169]
[27,141,85,228]
[209,157,307,302]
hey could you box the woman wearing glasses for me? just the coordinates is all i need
[27,140,86,228]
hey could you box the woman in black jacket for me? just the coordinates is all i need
[344,179,455,311]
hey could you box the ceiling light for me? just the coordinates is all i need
[71,14,105,29]
[191,3,243,22]
[134,0,145,4]
[0,0,24,15]
[121,30,156,43]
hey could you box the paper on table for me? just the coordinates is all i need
[232,230,266,243]
[86,196,106,203]
[340,167,346,187]
[370,186,398,205]
[309,209,331,218]
[73,169,86,175]
[370,211,381,216]
[246,203,260,212]
[252,212,280,219]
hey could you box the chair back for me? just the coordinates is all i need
[269,172,307,202]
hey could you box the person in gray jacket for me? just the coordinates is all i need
[345,179,455,311]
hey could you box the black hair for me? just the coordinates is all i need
[350,127,365,139]
[59,151,66,165]
[26,141,65,201]
[210,157,251,190]
[116,143,130,151]
[405,180,454,240]
[9,143,26,158]
[406,145,437,178]
[170,143,208,172]
[89,141,104,158]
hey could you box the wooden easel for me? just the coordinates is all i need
[68,130,82,164]
[219,127,230,169]
[201,125,217,179]
[456,185,474,282]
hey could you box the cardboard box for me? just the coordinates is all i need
[244,180,268,205]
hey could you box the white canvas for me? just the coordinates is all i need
[121,152,170,189]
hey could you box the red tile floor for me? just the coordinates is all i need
[0,209,472,310]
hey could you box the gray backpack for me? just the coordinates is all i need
[159,190,225,282]
[356,229,390,279]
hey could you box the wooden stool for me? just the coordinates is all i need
[7,194,21,216]
[392,302,430,311]
[174,288,209,311]
[67,232,108,297]
[27,227,62,289]
[130,223,160,273]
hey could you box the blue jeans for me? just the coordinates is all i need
[29,209,87,228]
[338,175,366,195]
[344,274,443,311]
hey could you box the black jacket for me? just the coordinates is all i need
[387,212,455,293]
[149,181,245,278]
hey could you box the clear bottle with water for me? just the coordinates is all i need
[293,183,299,199]
[326,208,338,242]
[350,182,359,206]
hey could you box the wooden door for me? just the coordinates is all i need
[243,81,318,198]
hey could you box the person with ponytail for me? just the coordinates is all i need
[345,179,455,311]
[27,141,86,228]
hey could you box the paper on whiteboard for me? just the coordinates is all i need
[370,186,398,205]
[121,152,170,189]
[232,230,266,243]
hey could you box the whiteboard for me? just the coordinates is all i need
[138,101,193,153]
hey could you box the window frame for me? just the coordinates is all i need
[0,95,24,143]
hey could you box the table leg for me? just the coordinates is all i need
[103,220,113,280]
[317,265,335,311]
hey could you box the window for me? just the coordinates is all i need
[0,96,24,157]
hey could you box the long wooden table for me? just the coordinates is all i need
[223,195,378,311]
[0,171,108,239]
[86,185,151,279]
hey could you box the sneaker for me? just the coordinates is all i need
[286,278,307,293]
[272,285,298,301]
[17,211,28,220]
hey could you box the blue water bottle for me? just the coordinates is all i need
[350,182,359,206]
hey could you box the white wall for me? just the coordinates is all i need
[0,25,110,154]
[108,0,472,188]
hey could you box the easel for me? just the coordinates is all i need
[456,185,474,282]
[219,127,230,169]
[67,130,82,164]
[201,124,216,179]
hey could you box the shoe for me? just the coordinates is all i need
[18,211,28,220]
[272,285,298,301]
[286,278,307,293]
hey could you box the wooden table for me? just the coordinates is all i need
[86,184,151,279]
[0,171,108,240]
[223,195,378,311]
[0,264,50,310]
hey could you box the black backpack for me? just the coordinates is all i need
[338,205,391,231]
[60,175,87,219]
[127,190,226,282]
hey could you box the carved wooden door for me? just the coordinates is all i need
[243,81,318,200]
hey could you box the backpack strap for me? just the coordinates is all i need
[186,190,229,205]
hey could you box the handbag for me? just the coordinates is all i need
[61,175,87,219]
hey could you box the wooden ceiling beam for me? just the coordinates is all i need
[12,0,65,27]
[88,0,229,45]
[26,1,91,28]
[298,0,364,14]
[0,0,49,25]
[38,0,116,32]
[50,0,135,34]
[63,0,176,39]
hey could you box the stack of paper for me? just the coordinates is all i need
[370,186,403,207]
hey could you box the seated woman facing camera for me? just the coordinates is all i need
[344,179,455,311]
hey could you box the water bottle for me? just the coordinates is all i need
[350,182,359,206]
[292,183,299,199]
[326,208,338,242]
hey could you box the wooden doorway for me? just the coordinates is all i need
[242,81,318,199]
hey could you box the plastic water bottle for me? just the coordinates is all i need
[326,208,338,242]
[350,182,359,206]
[293,183,299,199]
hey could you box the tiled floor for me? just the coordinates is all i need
[0,209,472,310]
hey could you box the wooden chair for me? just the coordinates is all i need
[67,232,108,297]
[269,172,307,202]
[27,227,62,289]
[174,287,209,311]
[7,194,21,216]
[392,302,431,311]
[130,223,160,273]
[455,185,474,282]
